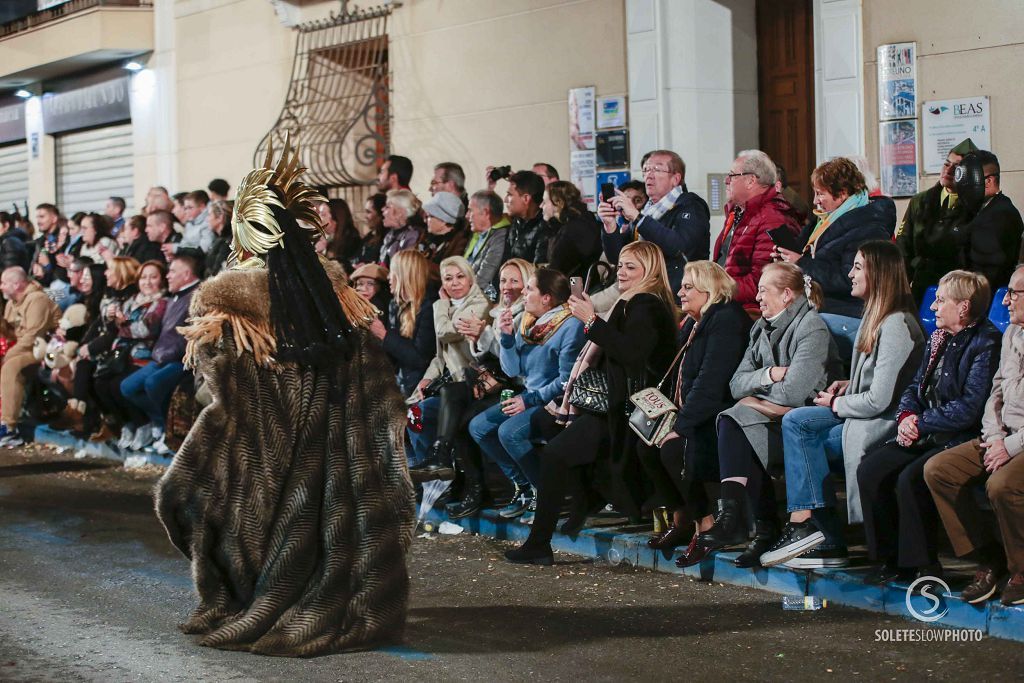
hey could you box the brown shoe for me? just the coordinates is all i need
[1001,572,1024,606]
[49,406,84,432]
[88,423,117,443]
[961,565,1002,604]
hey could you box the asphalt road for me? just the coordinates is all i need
[1,443,1022,682]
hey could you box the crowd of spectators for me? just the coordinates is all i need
[2,139,1024,606]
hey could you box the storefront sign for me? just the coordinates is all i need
[0,102,26,144]
[922,96,991,174]
[568,86,595,151]
[597,95,625,129]
[879,120,918,197]
[42,76,131,135]
[877,42,916,121]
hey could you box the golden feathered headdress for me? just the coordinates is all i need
[230,133,327,268]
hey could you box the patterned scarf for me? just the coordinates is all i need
[519,304,573,344]
[923,328,953,385]
[641,185,684,222]
[804,190,870,257]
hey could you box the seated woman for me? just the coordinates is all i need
[542,181,601,279]
[758,241,925,570]
[350,262,392,315]
[468,268,584,519]
[370,249,438,399]
[775,157,895,361]
[505,241,678,565]
[379,190,423,268]
[406,255,490,477]
[858,270,1001,586]
[78,213,117,264]
[449,258,535,516]
[419,192,470,266]
[85,260,169,449]
[639,261,751,563]
[356,193,387,268]
[317,197,360,266]
[205,200,233,277]
[697,262,836,568]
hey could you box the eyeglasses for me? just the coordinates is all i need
[724,172,755,182]
[642,166,672,175]
[1007,288,1024,301]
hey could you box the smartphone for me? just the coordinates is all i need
[600,183,616,203]
[767,226,805,253]
[569,277,584,298]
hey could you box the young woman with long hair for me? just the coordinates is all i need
[756,240,926,570]
[505,241,679,565]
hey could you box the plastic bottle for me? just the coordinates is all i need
[782,595,827,610]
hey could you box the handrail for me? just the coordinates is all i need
[0,0,152,40]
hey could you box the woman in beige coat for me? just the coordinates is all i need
[408,255,490,477]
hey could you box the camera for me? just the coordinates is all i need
[488,165,512,183]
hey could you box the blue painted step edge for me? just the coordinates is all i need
[33,425,174,468]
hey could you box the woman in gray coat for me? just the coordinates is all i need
[697,262,837,567]
[759,241,925,570]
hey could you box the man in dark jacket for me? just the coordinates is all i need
[962,150,1024,292]
[897,138,979,302]
[117,215,164,264]
[120,250,201,451]
[714,150,802,314]
[598,149,710,292]
[0,212,31,271]
[504,170,551,264]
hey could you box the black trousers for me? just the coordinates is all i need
[857,442,942,568]
[637,437,710,521]
[525,412,607,547]
[93,369,148,427]
[715,416,777,520]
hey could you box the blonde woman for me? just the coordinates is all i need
[506,241,679,565]
[369,249,437,398]
[458,258,536,360]
[408,255,490,477]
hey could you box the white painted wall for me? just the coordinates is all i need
[814,0,864,162]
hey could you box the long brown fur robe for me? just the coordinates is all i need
[154,262,415,656]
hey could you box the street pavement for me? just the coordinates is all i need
[1,443,1022,682]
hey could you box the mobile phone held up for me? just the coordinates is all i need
[569,277,584,299]
[766,226,805,254]
[600,182,616,203]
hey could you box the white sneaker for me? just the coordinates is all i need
[129,426,156,451]
[150,436,173,456]
[117,425,136,449]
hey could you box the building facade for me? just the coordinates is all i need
[0,0,1020,239]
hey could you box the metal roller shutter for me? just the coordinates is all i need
[56,123,134,216]
[0,142,29,214]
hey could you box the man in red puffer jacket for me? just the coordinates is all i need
[714,150,803,316]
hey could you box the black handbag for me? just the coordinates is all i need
[421,368,454,398]
[567,367,609,414]
[93,348,132,379]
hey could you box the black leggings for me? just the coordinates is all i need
[93,369,148,426]
[637,438,710,521]
[717,416,776,520]
[525,412,606,547]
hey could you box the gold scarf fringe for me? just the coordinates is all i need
[337,284,379,329]
[180,312,277,369]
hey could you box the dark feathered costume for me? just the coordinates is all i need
[154,138,414,657]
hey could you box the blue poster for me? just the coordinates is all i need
[596,169,632,194]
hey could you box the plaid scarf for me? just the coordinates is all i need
[641,185,684,223]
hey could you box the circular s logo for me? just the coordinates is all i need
[906,576,950,623]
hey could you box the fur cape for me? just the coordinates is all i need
[154,262,415,657]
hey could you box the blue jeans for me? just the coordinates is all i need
[468,402,537,489]
[781,405,846,545]
[407,396,439,468]
[119,361,185,429]
[820,313,861,364]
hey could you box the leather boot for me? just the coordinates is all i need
[696,498,749,550]
[412,439,456,480]
[734,518,779,568]
[445,440,484,519]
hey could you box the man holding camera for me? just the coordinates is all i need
[598,149,709,293]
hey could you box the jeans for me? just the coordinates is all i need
[820,313,861,364]
[468,402,537,488]
[119,361,185,429]
[407,396,439,467]
[781,406,847,545]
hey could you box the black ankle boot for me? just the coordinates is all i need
[696,498,749,550]
[412,439,456,480]
[734,518,779,568]
[446,477,482,520]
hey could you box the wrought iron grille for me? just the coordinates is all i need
[255,1,396,202]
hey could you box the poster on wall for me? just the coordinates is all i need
[597,95,626,129]
[568,86,595,151]
[879,119,918,197]
[922,96,991,174]
[596,129,629,168]
[877,42,916,121]
[570,149,597,209]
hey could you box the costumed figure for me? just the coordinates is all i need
[155,137,415,656]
